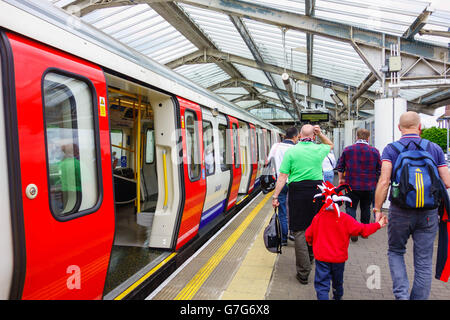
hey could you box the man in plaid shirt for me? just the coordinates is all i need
[336,128,381,242]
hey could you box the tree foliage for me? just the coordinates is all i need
[421,127,448,152]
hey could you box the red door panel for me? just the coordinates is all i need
[8,33,115,299]
[248,124,257,193]
[226,116,241,210]
[176,97,206,249]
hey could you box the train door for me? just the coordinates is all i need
[255,126,264,187]
[262,128,269,163]
[226,116,241,210]
[237,121,252,202]
[0,34,14,299]
[199,109,230,229]
[6,32,115,299]
[176,97,206,249]
[247,124,258,193]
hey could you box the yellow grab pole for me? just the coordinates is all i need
[162,149,168,209]
[136,95,142,214]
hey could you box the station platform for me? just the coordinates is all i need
[146,191,450,301]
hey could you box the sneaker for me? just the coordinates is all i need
[296,273,308,285]
[351,236,358,242]
[281,241,288,246]
[288,233,295,241]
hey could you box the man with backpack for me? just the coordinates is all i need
[374,111,450,300]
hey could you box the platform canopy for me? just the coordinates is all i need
[49,0,450,125]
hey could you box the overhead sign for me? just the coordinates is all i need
[300,112,329,123]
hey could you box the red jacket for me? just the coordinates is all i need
[305,208,381,263]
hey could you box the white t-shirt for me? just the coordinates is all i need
[322,152,336,172]
[267,141,296,177]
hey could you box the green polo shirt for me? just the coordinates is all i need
[279,142,330,183]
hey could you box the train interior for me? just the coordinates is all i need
[103,73,174,296]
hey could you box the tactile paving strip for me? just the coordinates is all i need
[151,192,274,300]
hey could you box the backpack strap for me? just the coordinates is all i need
[390,141,405,155]
[418,139,430,151]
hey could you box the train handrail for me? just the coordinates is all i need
[162,149,168,209]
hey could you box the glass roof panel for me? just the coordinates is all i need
[180,4,254,60]
[243,19,308,74]
[174,64,230,88]
[313,36,370,87]
[315,0,427,35]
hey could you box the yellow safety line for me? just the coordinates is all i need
[174,192,273,300]
[114,252,177,300]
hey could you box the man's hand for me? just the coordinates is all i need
[378,215,388,228]
[272,198,279,208]
[373,208,385,222]
[313,125,321,135]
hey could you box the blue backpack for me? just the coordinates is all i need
[390,139,442,209]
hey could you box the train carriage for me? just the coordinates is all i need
[0,0,282,300]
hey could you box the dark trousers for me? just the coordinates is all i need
[314,260,345,300]
[345,190,374,224]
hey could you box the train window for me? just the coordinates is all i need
[203,121,215,176]
[218,124,229,171]
[43,72,98,218]
[145,129,155,164]
[111,129,123,168]
[185,110,201,181]
[232,123,240,169]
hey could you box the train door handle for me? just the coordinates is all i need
[25,184,38,200]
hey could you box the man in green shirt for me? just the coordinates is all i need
[272,124,333,284]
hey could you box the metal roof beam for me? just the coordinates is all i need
[174,0,449,64]
[64,0,449,63]
[220,78,337,108]
[402,6,433,40]
[352,72,378,103]
[305,0,315,105]
[166,48,377,100]
[229,15,298,120]
[146,2,259,96]
[419,29,450,38]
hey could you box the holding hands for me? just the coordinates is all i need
[377,215,388,228]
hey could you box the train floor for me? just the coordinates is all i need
[145,191,450,301]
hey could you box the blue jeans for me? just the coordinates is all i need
[314,260,345,300]
[278,185,289,243]
[323,170,334,184]
[387,205,439,300]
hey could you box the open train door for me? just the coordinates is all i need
[247,124,258,194]
[225,115,242,211]
[5,33,115,299]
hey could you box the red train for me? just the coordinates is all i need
[0,0,282,299]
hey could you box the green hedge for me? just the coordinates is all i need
[421,127,448,153]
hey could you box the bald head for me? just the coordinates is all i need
[300,124,315,138]
[399,111,421,130]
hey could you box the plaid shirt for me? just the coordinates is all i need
[336,141,381,191]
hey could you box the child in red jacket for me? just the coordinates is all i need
[305,182,388,300]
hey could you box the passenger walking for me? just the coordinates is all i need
[336,128,381,241]
[374,111,450,300]
[267,126,299,246]
[272,124,333,284]
[322,151,336,184]
[305,182,388,300]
